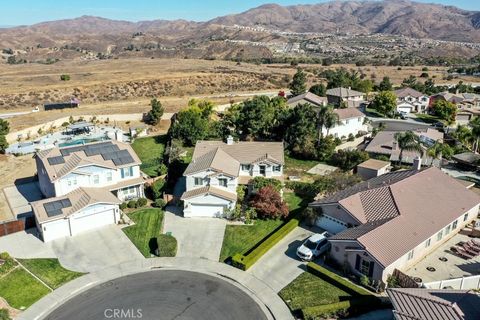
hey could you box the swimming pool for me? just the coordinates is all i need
[58,137,108,147]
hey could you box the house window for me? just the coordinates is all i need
[360,259,371,276]
[241,164,251,171]
[355,255,373,277]
[445,224,451,235]
[121,167,133,178]
[425,238,431,248]
[67,178,77,186]
[407,250,414,260]
[218,178,228,187]
[463,213,469,222]
[106,171,112,182]
[437,230,443,241]
[93,175,100,184]
[194,177,203,186]
[345,119,350,125]
[273,165,281,172]
[259,165,266,175]
[452,220,458,229]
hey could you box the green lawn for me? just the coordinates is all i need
[0,268,51,309]
[279,272,351,311]
[131,135,167,177]
[220,219,284,262]
[284,192,305,213]
[285,155,320,172]
[17,259,84,289]
[365,107,386,118]
[123,208,164,257]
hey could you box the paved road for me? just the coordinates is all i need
[45,270,268,320]
[370,119,431,131]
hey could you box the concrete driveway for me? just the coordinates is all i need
[163,206,226,261]
[0,228,56,258]
[248,226,316,292]
[50,225,144,273]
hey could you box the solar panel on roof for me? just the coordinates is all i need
[43,199,72,217]
[47,156,65,165]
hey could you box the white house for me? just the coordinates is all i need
[325,108,367,139]
[32,140,145,241]
[326,87,365,108]
[395,87,430,114]
[181,137,284,218]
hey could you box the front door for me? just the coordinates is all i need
[259,165,266,176]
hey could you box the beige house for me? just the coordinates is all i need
[287,92,328,108]
[310,167,480,282]
[326,87,365,108]
[356,159,391,180]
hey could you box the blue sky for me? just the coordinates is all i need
[1,0,479,26]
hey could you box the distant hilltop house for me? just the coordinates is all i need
[310,167,480,283]
[181,136,284,218]
[394,87,430,114]
[43,98,80,111]
[326,87,365,108]
[365,128,443,166]
[287,92,368,139]
[32,140,145,242]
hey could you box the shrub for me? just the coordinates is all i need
[250,186,289,219]
[329,149,369,171]
[0,308,10,320]
[136,198,148,207]
[127,200,137,209]
[60,74,70,81]
[157,234,177,257]
[61,122,69,127]
[251,176,282,192]
[232,217,299,270]
[151,179,165,200]
[302,301,350,320]
[154,198,166,208]
[347,133,355,141]
[157,163,168,176]
[119,202,128,210]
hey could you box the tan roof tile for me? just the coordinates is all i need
[181,186,237,202]
[357,159,391,170]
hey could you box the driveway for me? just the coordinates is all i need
[248,226,316,292]
[163,206,226,261]
[50,225,144,273]
[0,228,56,258]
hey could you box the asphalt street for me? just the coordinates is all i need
[370,118,431,131]
[45,270,268,320]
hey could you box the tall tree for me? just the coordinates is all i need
[432,100,457,125]
[377,76,393,91]
[317,105,339,138]
[469,117,480,153]
[427,141,453,168]
[309,83,326,97]
[171,106,209,146]
[371,91,397,118]
[146,98,164,125]
[394,131,424,165]
[289,68,307,96]
[0,119,9,153]
[284,104,317,159]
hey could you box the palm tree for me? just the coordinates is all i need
[394,131,424,166]
[427,141,452,168]
[469,117,480,153]
[454,124,473,150]
[317,105,340,139]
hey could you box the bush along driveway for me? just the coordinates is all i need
[0,253,82,311]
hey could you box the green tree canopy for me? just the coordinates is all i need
[284,103,318,159]
[377,76,393,91]
[289,68,307,96]
[309,83,326,97]
[432,100,457,125]
[147,98,164,125]
[171,105,209,146]
[371,91,397,118]
[394,131,424,165]
[0,119,9,153]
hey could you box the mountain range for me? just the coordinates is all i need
[0,0,479,61]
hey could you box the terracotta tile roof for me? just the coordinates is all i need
[330,219,392,241]
[333,107,365,120]
[191,140,284,168]
[180,186,237,202]
[106,176,145,191]
[32,187,121,223]
[357,159,391,171]
[394,87,425,98]
[36,140,141,181]
[387,288,480,320]
[287,92,327,107]
[327,87,364,98]
[184,147,240,177]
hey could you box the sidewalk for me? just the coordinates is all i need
[19,257,293,320]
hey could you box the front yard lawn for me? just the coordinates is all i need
[279,272,352,311]
[0,268,51,309]
[131,135,167,177]
[17,259,84,289]
[123,208,164,257]
[220,219,284,262]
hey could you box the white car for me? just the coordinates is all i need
[296,232,331,261]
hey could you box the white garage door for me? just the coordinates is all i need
[70,209,115,236]
[41,218,71,242]
[187,204,226,218]
[397,106,412,114]
[316,215,347,234]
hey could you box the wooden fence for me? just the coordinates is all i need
[0,216,35,237]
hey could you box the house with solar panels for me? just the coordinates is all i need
[31,140,145,242]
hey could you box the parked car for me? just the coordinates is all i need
[296,232,331,261]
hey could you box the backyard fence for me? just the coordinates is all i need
[423,275,480,290]
[0,219,25,237]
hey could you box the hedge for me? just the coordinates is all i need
[157,234,177,257]
[302,297,385,320]
[232,217,300,270]
[306,262,372,296]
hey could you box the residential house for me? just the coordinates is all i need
[287,92,327,108]
[310,167,480,282]
[387,288,480,320]
[326,87,365,108]
[365,129,443,165]
[32,140,145,241]
[394,87,430,114]
[181,137,284,218]
[430,92,480,110]
[325,108,368,139]
[356,159,391,180]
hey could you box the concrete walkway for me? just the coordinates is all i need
[163,206,226,261]
[0,229,56,258]
[248,226,315,292]
[18,257,293,320]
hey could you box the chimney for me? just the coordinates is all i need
[226,135,234,145]
[413,156,422,171]
[392,141,398,150]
